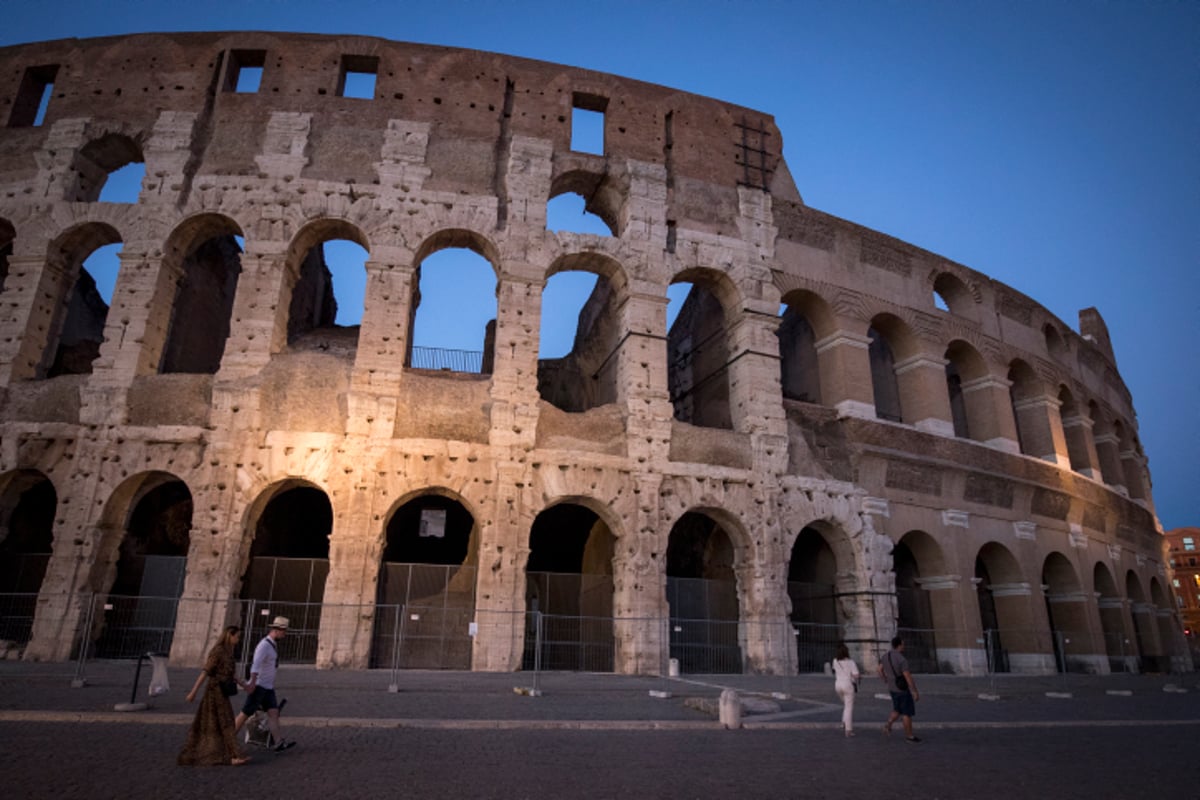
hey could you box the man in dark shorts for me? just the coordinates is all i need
[879,636,920,743]
[234,616,296,752]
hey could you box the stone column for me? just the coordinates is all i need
[347,256,417,436]
[915,575,986,675]
[1061,412,1101,479]
[216,246,293,381]
[615,288,674,466]
[1012,394,1070,465]
[611,472,668,675]
[988,582,1055,674]
[892,354,954,436]
[1093,433,1127,494]
[318,474,384,669]
[1120,450,1147,501]
[814,330,874,420]
[1045,590,1106,674]
[471,463,530,671]
[81,248,183,425]
[487,275,542,450]
[1098,595,1136,672]
[0,254,72,384]
[960,375,1020,453]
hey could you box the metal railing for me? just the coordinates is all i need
[409,346,485,373]
[0,590,1181,680]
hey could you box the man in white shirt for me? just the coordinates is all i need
[233,616,296,752]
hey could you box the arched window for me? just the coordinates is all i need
[667,270,735,430]
[285,221,370,357]
[72,133,145,203]
[41,223,123,378]
[408,241,497,375]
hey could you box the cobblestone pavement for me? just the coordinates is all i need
[0,662,1196,798]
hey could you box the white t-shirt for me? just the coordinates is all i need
[250,636,279,690]
[832,657,860,689]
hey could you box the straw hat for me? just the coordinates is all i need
[268,616,290,630]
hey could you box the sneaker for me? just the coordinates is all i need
[274,739,297,753]
[905,736,922,744]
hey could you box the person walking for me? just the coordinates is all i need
[178,625,251,766]
[234,616,297,752]
[879,636,920,743]
[831,642,861,736]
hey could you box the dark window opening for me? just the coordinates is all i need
[778,307,821,404]
[868,326,902,422]
[667,281,732,430]
[160,235,243,374]
[223,49,266,93]
[571,93,607,155]
[338,55,379,99]
[45,242,120,378]
[946,362,969,438]
[9,64,58,128]
[0,474,56,596]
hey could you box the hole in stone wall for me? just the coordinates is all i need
[8,64,58,128]
[223,49,266,93]
[97,162,145,203]
[75,133,145,203]
[409,247,496,374]
[546,192,612,236]
[666,511,742,674]
[338,54,379,99]
[571,92,606,155]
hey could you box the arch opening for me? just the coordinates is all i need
[546,191,615,236]
[1042,552,1087,673]
[667,273,733,430]
[0,471,56,647]
[867,316,911,423]
[778,304,821,404]
[523,502,615,672]
[371,492,478,670]
[41,224,123,379]
[975,542,1025,673]
[666,511,742,673]
[408,246,497,374]
[72,133,144,203]
[0,218,13,296]
[787,526,838,672]
[1008,359,1040,456]
[536,269,621,413]
[287,230,370,357]
[239,484,332,663]
[92,477,192,659]
[893,531,946,673]
[160,217,245,374]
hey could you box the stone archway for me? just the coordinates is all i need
[665,510,743,673]
[523,501,616,672]
[893,530,950,673]
[1041,552,1093,673]
[238,481,332,664]
[1094,562,1131,672]
[975,542,1043,673]
[371,490,478,670]
[0,470,57,648]
[786,526,839,672]
[89,473,192,659]
[1125,570,1153,671]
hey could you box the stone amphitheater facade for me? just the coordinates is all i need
[0,32,1184,674]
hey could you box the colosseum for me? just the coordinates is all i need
[0,32,1185,676]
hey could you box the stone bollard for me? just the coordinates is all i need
[719,688,742,729]
[669,658,680,677]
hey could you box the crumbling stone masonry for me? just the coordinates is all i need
[0,33,1185,674]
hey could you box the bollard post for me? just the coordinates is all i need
[71,592,95,688]
[388,604,403,693]
[532,610,543,696]
[114,653,151,712]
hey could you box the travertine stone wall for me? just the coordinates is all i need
[0,32,1183,674]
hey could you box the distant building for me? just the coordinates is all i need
[1165,528,1200,656]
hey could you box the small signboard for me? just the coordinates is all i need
[419,508,447,538]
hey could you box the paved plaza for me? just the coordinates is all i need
[0,662,1196,798]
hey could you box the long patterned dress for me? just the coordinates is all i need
[177,643,242,766]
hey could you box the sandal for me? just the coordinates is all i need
[231,756,251,766]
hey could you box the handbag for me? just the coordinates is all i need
[220,679,239,697]
[889,652,909,692]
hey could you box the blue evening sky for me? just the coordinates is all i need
[2,1,1195,531]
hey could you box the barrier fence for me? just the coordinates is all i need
[0,592,1187,681]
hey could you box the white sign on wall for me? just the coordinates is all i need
[419,508,447,538]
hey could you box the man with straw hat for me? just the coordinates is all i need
[234,616,297,752]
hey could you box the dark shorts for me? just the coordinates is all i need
[241,686,279,716]
[890,690,915,717]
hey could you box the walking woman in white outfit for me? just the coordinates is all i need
[832,642,861,736]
